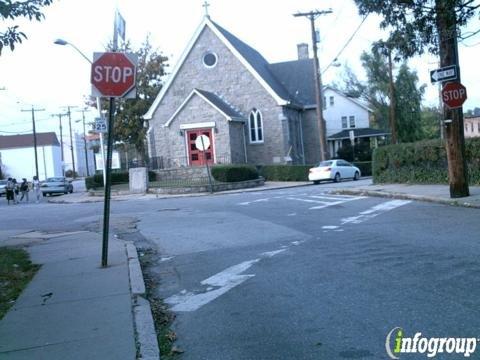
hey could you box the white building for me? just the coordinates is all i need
[323,86,389,157]
[0,132,62,180]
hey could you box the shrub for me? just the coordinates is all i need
[353,161,372,177]
[372,138,480,185]
[65,169,78,178]
[211,165,259,183]
[257,165,311,181]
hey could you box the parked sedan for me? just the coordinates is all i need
[41,177,74,196]
[308,159,361,184]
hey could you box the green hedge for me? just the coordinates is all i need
[211,165,259,183]
[85,170,157,189]
[257,165,311,181]
[372,138,480,185]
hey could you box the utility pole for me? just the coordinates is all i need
[52,113,67,176]
[77,108,90,176]
[386,45,398,144]
[63,106,77,179]
[21,106,45,179]
[294,9,332,162]
[436,0,469,198]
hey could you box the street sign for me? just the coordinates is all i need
[195,135,211,151]
[430,65,457,84]
[349,130,355,144]
[94,117,107,133]
[91,52,137,98]
[442,82,467,109]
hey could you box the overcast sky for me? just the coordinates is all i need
[0,0,479,136]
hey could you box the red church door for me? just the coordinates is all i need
[187,129,215,166]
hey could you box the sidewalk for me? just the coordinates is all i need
[331,182,480,208]
[0,231,158,360]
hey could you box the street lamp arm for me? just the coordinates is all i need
[54,38,92,64]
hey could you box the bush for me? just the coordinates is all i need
[336,142,372,162]
[257,165,311,181]
[211,165,259,183]
[353,161,372,177]
[372,138,480,185]
[65,169,78,178]
[85,170,157,189]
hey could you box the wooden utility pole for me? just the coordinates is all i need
[21,106,45,179]
[52,113,67,176]
[387,47,398,144]
[294,9,332,162]
[62,106,77,179]
[436,0,469,198]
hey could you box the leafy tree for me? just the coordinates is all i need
[353,1,480,57]
[394,63,426,142]
[420,106,442,139]
[0,0,54,54]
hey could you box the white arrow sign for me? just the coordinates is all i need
[430,65,457,83]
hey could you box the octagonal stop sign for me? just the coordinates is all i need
[442,82,467,109]
[91,52,137,98]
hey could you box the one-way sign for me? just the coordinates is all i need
[430,65,457,84]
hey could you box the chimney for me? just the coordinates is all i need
[297,43,309,60]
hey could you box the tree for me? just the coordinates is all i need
[394,63,426,142]
[353,0,479,197]
[96,37,168,164]
[0,0,54,54]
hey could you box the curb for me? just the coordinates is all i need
[331,188,480,209]
[125,242,160,360]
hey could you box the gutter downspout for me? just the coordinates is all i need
[299,112,305,165]
[242,122,248,163]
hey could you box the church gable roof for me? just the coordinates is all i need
[165,89,245,127]
[144,17,290,120]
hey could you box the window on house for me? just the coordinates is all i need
[465,124,469,133]
[323,97,326,110]
[329,96,334,106]
[349,116,356,128]
[249,108,263,143]
[341,116,348,129]
[471,123,474,132]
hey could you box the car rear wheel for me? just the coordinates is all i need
[354,171,360,181]
[313,180,320,185]
[334,173,341,183]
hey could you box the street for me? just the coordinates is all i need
[1,182,480,359]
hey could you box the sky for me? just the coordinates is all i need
[0,0,479,137]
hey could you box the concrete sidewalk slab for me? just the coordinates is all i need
[0,231,144,360]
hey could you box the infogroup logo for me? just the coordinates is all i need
[385,327,478,359]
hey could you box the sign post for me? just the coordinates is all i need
[91,11,137,267]
[196,135,214,193]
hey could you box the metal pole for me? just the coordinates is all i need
[31,107,39,179]
[101,97,115,267]
[97,98,107,186]
[201,136,214,193]
[81,110,90,176]
[67,106,76,178]
[58,114,65,175]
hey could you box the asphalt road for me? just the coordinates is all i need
[1,181,480,359]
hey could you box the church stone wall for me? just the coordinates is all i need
[228,121,246,164]
[150,25,288,165]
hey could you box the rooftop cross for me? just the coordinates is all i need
[202,1,210,17]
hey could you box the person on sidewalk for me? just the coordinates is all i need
[12,178,19,204]
[32,176,41,203]
[5,178,14,205]
[19,178,29,202]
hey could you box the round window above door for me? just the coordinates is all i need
[203,52,218,68]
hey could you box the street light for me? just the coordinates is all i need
[54,38,106,183]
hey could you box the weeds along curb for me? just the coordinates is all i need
[126,242,160,360]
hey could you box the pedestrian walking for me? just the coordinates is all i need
[19,178,29,202]
[5,178,14,205]
[32,176,41,203]
[12,178,19,204]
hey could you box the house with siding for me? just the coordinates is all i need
[144,16,386,167]
[0,132,62,180]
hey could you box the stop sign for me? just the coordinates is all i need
[91,52,137,98]
[442,82,467,109]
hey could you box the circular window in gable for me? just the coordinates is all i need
[203,52,218,68]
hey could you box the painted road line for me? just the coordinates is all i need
[309,195,363,201]
[341,199,411,225]
[309,196,365,210]
[286,197,331,204]
[165,259,260,312]
[238,198,270,206]
[261,249,287,258]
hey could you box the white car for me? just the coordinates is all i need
[308,159,361,184]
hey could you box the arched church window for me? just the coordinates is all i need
[249,108,263,143]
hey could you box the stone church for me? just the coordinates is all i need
[144,15,331,167]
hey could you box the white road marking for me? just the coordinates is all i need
[309,196,365,210]
[286,197,329,204]
[287,213,297,216]
[309,195,358,201]
[341,200,411,225]
[238,198,270,206]
[166,259,259,312]
[322,225,339,230]
[160,256,174,262]
[261,249,287,258]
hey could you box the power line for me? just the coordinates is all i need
[322,15,369,74]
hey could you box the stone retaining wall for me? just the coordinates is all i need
[148,178,264,195]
